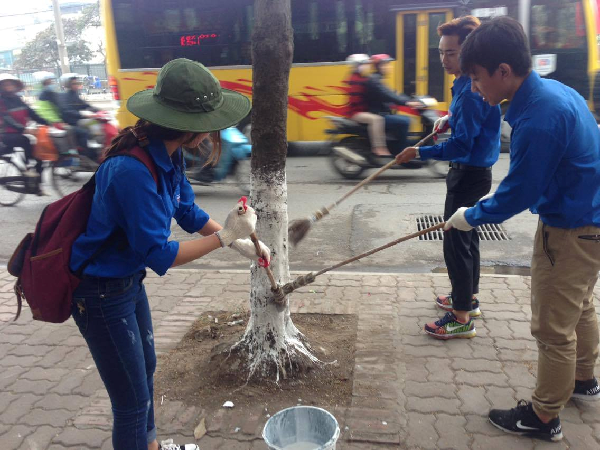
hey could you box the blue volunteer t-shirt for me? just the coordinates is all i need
[466,71,600,229]
[70,139,210,277]
[419,75,501,167]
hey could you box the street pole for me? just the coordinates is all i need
[51,0,70,75]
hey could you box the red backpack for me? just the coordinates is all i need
[7,146,158,323]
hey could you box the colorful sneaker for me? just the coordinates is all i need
[489,400,563,442]
[424,312,476,339]
[436,293,481,317]
[160,439,200,450]
[572,377,600,401]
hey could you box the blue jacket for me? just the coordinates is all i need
[70,139,210,277]
[466,71,600,229]
[419,75,501,167]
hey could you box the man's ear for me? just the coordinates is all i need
[498,63,512,80]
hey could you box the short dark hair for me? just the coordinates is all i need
[460,16,531,77]
[437,15,480,45]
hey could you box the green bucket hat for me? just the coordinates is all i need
[127,58,251,133]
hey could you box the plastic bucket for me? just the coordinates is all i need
[262,405,340,450]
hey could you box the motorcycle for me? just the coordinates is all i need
[326,96,448,179]
[183,126,252,193]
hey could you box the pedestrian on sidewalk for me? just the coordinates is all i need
[395,16,501,339]
[446,17,600,442]
[69,59,271,450]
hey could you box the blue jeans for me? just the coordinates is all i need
[384,114,411,153]
[72,270,156,450]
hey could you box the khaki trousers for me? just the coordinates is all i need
[351,112,386,149]
[531,221,600,417]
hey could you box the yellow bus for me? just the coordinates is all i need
[102,0,600,142]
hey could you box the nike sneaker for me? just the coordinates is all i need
[488,400,563,442]
[436,293,481,317]
[572,377,600,401]
[424,312,476,339]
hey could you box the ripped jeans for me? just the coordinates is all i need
[72,270,156,450]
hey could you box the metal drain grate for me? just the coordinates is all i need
[416,215,509,241]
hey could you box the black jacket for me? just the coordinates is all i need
[60,90,97,125]
[0,93,48,133]
[365,73,410,115]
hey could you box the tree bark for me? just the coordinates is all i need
[232,0,319,381]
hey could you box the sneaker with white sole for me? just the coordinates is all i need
[488,400,563,442]
[159,439,200,450]
[572,377,600,401]
[436,293,481,317]
[424,312,476,339]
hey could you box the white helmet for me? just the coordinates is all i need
[346,54,370,65]
[33,71,57,84]
[59,72,83,88]
[0,73,24,90]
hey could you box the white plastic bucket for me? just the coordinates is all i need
[262,406,340,450]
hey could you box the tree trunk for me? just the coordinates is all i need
[233,0,319,381]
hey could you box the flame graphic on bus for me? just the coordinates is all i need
[119,75,424,118]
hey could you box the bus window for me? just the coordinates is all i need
[403,14,417,96]
[113,0,254,69]
[292,0,396,64]
[531,0,585,50]
[427,12,446,102]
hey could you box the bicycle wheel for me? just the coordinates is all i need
[0,158,26,206]
[51,155,94,197]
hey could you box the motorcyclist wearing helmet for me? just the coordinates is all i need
[59,74,98,160]
[37,74,65,127]
[0,74,49,183]
[344,54,391,157]
[366,54,425,153]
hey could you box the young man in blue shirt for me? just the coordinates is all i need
[396,16,501,339]
[446,17,600,442]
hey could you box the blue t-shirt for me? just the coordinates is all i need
[70,139,210,277]
[466,71,600,229]
[419,75,501,167]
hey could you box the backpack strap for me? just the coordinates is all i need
[74,147,159,278]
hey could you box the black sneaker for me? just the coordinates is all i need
[572,377,600,401]
[488,400,563,442]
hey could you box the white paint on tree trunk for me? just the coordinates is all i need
[233,167,321,381]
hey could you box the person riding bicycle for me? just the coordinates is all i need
[344,54,391,157]
[0,74,49,193]
[365,54,425,153]
[59,74,98,160]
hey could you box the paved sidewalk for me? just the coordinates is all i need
[0,267,599,449]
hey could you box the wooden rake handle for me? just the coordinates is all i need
[319,129,439,216]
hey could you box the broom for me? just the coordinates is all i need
[288,129,438,246]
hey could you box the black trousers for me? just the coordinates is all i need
[443,167,492,311]
[1,133,43,174]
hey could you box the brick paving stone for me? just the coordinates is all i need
[406,397,461,415]
[20,408,73,428]
[404,381,457,399]
[563,423,598,448]
[18,425,60,450]
[0,424,32,449]
[36,346,76,369]
[0,393,40,424]
[53,426,109,448]
[471,433,535,449]
[8,378,58,396]
[51,368,90,396]
[405,412,438,449]
[484,386,517,410]
[35,393,89,412]
[451,358,503,373]
[434,414,470,449]
[498,348,538,362]
[502,362,537,389]
[458,386,491,416]
[0,365,26,391]
[425,358,453,383]
[455,370,509,388]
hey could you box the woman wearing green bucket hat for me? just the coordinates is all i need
[69,59,269,450]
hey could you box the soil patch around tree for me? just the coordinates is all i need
[154,311,357,419]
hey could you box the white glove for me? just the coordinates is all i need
[215,201,257,247]
[443,207,474,231]
[479,192,494,202]
[434,115,450,133]
[230,238,271,265]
